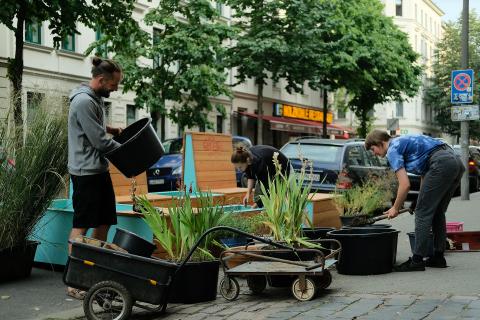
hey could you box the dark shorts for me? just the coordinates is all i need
[71,172,117,228]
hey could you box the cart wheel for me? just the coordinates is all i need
[247,276,267,294]
[83,281,133,320]
[291,277,317,301]
[315,269,332,289]
[219,277,240,301]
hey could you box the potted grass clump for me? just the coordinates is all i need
[334,172,396,227]
[0,98,68,283]
[136,190,229,303]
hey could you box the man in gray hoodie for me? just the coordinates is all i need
[67,58,123,298]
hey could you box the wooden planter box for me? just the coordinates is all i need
[306,193,341,229]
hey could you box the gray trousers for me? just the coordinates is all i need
[414,147,465,257]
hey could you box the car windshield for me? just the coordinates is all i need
[162,139,183,155]
[281,143,343,164]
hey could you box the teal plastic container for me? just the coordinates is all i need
[31,199,152,267]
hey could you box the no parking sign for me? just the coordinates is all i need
[451,69,474,104]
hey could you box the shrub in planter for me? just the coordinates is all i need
[334,172,396,227]
[0,98,68,282]
[136,191,229,303]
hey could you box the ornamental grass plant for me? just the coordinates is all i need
[137,190,229,261]
[259,152,317,248]
[0,94,68,249]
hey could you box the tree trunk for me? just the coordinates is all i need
[256,79,264,145]
[322,89,328,138]
[10,4,26,131]
[358,108,369,138]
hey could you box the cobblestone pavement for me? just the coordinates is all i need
[125,279,480,320]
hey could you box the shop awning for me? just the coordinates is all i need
[237,111,351,138]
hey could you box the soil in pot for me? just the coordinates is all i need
[339,214,368,227]
[327,228,399,275]
[168,260,220,303]
[0,241,39,283]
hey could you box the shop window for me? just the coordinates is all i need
[216,115,223,133]
[61,33,75,51]
[25,20,42,44]
[126,104,136,126]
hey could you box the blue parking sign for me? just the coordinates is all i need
[451,69,474,104]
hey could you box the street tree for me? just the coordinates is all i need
[226,0,327,144]
[424,12,480,140]
[97,0,234,131]
[338,0,422,138]
[1,0,136,132]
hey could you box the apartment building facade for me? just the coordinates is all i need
[334,0,445,137]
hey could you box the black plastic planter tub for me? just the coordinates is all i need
[105,118,164,177]
[327,228,400,275]
[167,260,220,303]
[302,227,336,240]
[342,224,392,229]
[112,228,156,258]
[0,241,39,283]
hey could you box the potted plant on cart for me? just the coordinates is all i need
[0,101,68,283]
[334,172,396,227]
[136,190,229,303]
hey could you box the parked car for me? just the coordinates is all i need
[407,144,480,199]
[280,138,391,193]
[147,136,253,192]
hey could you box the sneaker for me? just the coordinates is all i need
[425,256,447,268]
[393,257,425,272]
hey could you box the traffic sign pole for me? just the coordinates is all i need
[460,0,469,201]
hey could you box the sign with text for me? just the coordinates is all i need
[451,69,474,104]
[274,103,333,124]
[451,105,479,121]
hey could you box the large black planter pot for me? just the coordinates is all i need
[168,260,220,303]
[327,228,399,275]
[0,241,39,283]
[112,228,156,258]
[342,224,392,229]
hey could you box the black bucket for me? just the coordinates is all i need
[105,118,164,177]
[342,224,392,229]
[112,228,156,258]
[327,228,399,275]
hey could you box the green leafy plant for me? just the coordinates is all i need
[137,191,229,261]
[258,152,317,248]
[0,95,68,249]
[334,172,396,217]
[214,212,266,239]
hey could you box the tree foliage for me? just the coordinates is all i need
[97,0,234,130]
[1,0,136,131]
[337,0,422,137]
[424,12,480,140]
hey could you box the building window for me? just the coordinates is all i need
[61,34,75,52]
[216,115,223,133]
[153,28,161,68]
[126,104,136,126]
[25,20,42,44]
[216,2,223,16]
[199,122,206,132]
[396,101,404,118]
[27,92,45,125]
[95,27,108,57]
[395,0,402,16]
[337,109,346,119]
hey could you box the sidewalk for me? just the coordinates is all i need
[1,192,480,320]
